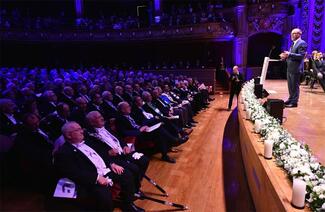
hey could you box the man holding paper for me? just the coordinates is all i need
[280,28,307,108]
[116,101,178,163]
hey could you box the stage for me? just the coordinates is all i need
[263,80,325,165]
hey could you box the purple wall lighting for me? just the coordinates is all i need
[154,0,161,12]
[75,0,83,17]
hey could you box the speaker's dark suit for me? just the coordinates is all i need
[54,140,135,211]
[286,39,307,104]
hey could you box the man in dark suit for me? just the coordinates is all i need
[12,113,54,194]
[54,122,143,212]
[102,91,119,119]
[70,97,89,128]
[280,28,307,108]
[87,93,105,115]
[132,96,188,144]
[39,90,58,117]
[113,86,125,106]
[40,102,70,141]
[58,86,77,109]
[115,101,176,163]
[0,98,21,136]
[227,66,243,111]
[85,111,149,192]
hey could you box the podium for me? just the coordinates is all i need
[260,57,281,85]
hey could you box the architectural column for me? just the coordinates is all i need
[75,0,84,18]
[233,4,248,76]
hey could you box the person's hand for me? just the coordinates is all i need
[123,146,131,154]
[111,163,124,175]
[108,148,119,156]
[284,51,290,55]
[97,175,109,186]
[280,53,287,60]
[140,126,149,132]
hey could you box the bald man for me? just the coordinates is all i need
[280,28,307,108]
[228,66,243,111]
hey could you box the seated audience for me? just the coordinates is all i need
[86,111,149,192]
[54,122,143,212]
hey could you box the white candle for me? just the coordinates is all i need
[291,178,306,209]
[254,120,262,133]
[264,139,273,159]
[245,109,251,120]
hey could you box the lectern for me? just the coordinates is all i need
[260,57,281,85]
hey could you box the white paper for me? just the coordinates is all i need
[146,122,162,132]
[53,178,77,199]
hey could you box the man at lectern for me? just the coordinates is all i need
[280,28,307,108]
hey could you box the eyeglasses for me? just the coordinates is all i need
[68,128,83,133]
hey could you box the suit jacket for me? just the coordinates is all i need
[87,102,105,115]
[101,100,119,119]
[229,73,244,92]
[12,128,54,189]
[0,112,21,136]
[70,107,88,128]
[115,114,142,137]
[58,93,77,109]
[287,39,308,74]
[38,101,57,118]
[40,113,68,141]
[143,102,164,117]
[131,106,159,126]
[152,99,170,116]
[122,93,134,105]
[54,140,112,187]
[113,94,125,106]
[86,127,127,150]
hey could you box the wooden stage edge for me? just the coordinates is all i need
[237,79,325,212]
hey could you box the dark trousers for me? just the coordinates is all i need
[228,89,240,109]
[287,72,301,104]
[112,153,149,191]
[138,128,174,157]
[77,168,135,211]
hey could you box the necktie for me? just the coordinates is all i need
[126,116,140,129]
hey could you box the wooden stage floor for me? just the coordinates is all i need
[133,94,254,211]
[264,80,325,165]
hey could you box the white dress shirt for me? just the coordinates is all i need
[73,141,110,176]
[96,127,123,154]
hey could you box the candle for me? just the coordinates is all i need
[245,109,251,120]
[291,178,306,209]
[264,139,273,159]
[254,120,263,133]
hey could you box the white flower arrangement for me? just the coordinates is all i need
[242,79,325,211]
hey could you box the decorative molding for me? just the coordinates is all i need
[247,2,289,36]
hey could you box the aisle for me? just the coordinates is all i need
[135,94,237,211]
